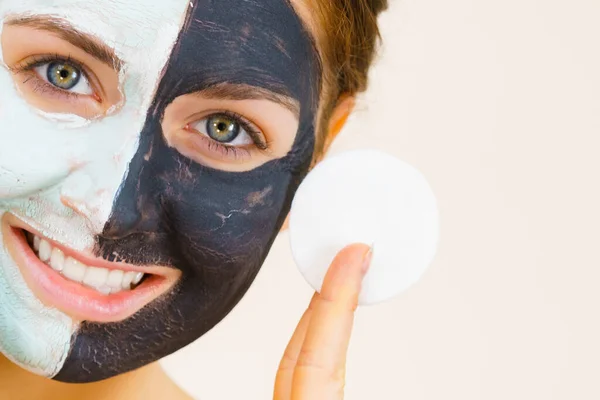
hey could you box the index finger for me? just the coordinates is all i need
[291,243,372,400]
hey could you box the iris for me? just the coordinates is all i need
[47,62,81,90]
[206,114,240,143]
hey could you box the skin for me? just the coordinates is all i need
[0,0,370,397]
[274,244,372,400]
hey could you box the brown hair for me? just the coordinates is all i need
[306,0,389,158]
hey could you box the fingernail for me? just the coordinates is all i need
[362,244,374,275]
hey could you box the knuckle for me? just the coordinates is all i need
[317,291,337,306]
[348,297,359,312]
[296,346,326,370]
[279,352,297,369]
[296,348,347,383]
[331,366,347,385]
[316,294,359,313]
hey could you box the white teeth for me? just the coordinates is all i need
[83,266,109,288]
[50,248,65,272]
[96,286,112,296]
[121,271,136,290]
[28,234,146,295]
[107,269,124,288]
[38,240,52,262]
[132,272,144,285]
[62,257,86,283]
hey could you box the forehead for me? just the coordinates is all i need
[0,0,321,119]
[0,1,190,106]
[0,1,320,95]
[154,0,320,106]
[0,1,189,56]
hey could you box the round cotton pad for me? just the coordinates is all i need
[289,149,439,305]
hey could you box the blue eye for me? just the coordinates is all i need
[33,61,93,95]
[187,112,265,149]
[206,114,241,143]
[46,61,81,90]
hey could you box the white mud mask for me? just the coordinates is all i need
[0,0,190,377]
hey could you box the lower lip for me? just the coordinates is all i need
[1,224,173,323]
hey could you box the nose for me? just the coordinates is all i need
[95,152,164,241]
[59,167,163,239]
[101,188,161,240]
[59,170,117,234]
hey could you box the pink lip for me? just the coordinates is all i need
[1,213,181,323]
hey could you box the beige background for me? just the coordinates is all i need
[161,0,600,398]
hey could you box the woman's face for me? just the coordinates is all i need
[0,0,321,383]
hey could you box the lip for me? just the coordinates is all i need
[1,213,181,323]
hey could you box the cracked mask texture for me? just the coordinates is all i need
[53,0,321,383]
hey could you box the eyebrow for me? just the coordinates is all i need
[5,15,123,70]
[198,83,300,117]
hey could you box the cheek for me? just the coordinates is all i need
[0,68,74,198]
[0,1,190,200]
[170,176,287,267]
[0,77,140,223]
[0,71,148,241]
[0,60,144,206]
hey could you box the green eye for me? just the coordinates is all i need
[206,114,241,143]
[47,61,81,90]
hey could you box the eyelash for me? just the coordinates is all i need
[185,110,271,155]
[217,111,267,150]
[9,54,99,102]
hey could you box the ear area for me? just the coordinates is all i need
[314,94,356,165]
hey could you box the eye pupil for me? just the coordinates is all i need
[47,61,81,90]
[206,115,240,143]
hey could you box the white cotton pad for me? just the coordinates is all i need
[289,149,440,305]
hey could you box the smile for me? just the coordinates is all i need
[1,213,181,323]
[30,232,145,294]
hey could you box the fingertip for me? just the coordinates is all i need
[332,243,372,278]
[334,243,371,266]
[320,243,372,302]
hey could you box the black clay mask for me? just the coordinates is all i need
[0,0,320,383]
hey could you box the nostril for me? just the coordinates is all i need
[100,191,164,240]
[58,172,101,219]
[101,209,143,239]
[60,195,89,217]
[67,159,88,173]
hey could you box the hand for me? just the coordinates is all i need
[273,244,372,400]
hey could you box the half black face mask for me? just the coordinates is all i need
[54,0,321,383]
